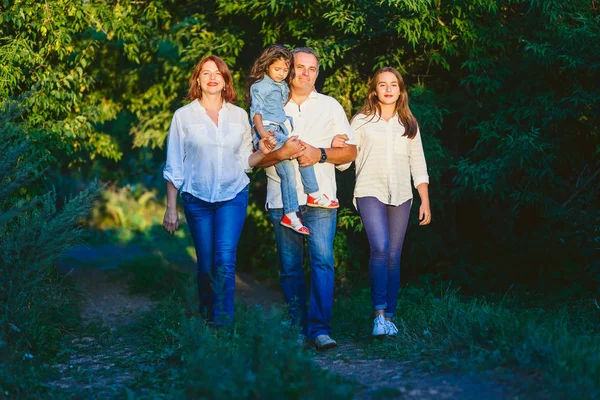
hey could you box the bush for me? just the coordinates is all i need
[0,99,100,397]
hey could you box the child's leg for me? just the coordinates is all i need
[301,164,339,209]
[274,160,300,215]
[298,165,319,194]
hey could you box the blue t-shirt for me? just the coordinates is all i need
[250,74,290,125]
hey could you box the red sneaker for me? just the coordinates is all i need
[280,215,310,235]
[306,194,339,209]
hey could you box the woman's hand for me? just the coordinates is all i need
[258,136,277,155]
[163,206,179,234]
[419,202,431,225]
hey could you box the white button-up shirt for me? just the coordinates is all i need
[352,113,429,208]
[265,92,356,209]
[163,100,253,203]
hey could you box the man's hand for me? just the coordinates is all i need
[331,134,349,148]
[297,141,321,167]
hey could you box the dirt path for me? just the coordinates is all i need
[46,268,156,398]
[51,244,529,399]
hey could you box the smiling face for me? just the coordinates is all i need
[267,58,289,83]
[291,51,318,94]
[197,60,225,96]
[375,71,400,106]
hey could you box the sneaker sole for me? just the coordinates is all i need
[306,203,339,209]
[280,221,310,235]
[314,342,337,351]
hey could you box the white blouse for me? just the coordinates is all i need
[352,113,429,208]
[163,100,253,203]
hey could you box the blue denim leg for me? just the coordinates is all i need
[298,165,319,194]
[356,197,389,312]
[212,187,248,326]
[357,197,411,319]
[268,208,308,336]
[182,188,248,326]
[182,193,217,321]
[300,206,337,340]
[384,200,410,318]
[274,160,300,215]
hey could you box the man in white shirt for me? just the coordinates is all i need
[257,47,357,350]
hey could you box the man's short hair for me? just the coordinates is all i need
[292,47,320,73]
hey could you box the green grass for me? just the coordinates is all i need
[333,285,600,399]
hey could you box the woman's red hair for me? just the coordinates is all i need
[187,55,237,103]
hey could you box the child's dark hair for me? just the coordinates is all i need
[246,44,293,104]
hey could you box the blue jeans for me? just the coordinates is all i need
[182,187,248,326]
[269,206,337,340]
[264,124,319,214]
[356,197,411,318]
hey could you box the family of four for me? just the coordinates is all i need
[162,45,431,351]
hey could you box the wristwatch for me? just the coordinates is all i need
[318,147,327,163]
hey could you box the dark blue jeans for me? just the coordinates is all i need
[182,187,248,326]
[269,206,337,340]
[356,197,411,318]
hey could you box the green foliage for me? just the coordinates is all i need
[89,184,164,241]
[2,0,599,295]
[334,285,600,399]
[0,100,101,396]
[108,261,356,399]
[180,308,354,399]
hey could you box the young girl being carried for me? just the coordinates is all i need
[248,45,338,236]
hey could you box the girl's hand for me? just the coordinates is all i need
[419,202,431,225]
[331,134,349,148]
[258,136,277,154]
[163,207,179,234]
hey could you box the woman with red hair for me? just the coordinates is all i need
[162,55,275,327]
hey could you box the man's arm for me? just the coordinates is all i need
[297,141,357,168]
[255,135,305,168]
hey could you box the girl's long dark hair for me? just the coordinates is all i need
[355,67,418,139]
[246,45,293,104]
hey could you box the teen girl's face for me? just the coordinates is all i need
[197,60,225,96]
[267,59,289,83]
[375,71,400,106]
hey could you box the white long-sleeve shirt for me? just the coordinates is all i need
[163,100,253,203]
[352,113,429,208]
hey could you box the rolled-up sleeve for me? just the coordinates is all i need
[332,102,356,145]
[237,113,253,173]
[333,102,356,172]
[409,128,429,188]
[163,113,185,190]
[249,84,265,121]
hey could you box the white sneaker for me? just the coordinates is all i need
[313,334,337,351]
[385,320,399,336]
[372,314,386,337]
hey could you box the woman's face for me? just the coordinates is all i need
[197,60,225,96]
[375,71,400,106]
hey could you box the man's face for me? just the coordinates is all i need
[291,52,318,92]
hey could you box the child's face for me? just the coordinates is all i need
[267,59,289,83]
